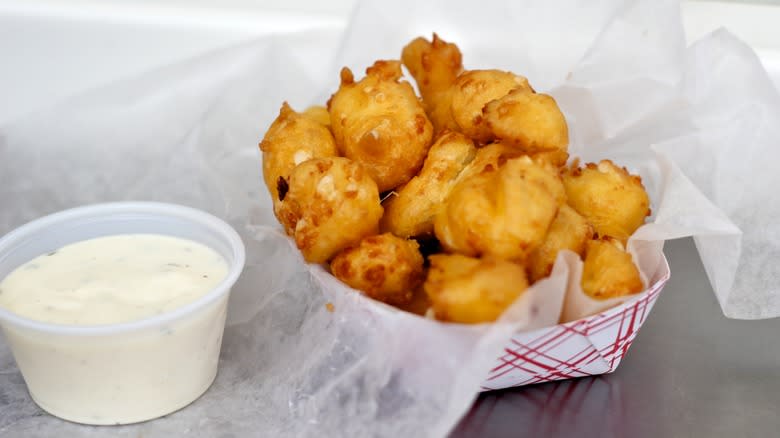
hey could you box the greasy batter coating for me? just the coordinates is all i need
[330,233,424,305]
[434,156,565,261]
[530,149,570,168]
[483,88,569,165]
[380,131,477,238]
[275,157,383,263]
[454,141,524,183]
[581,237,644,299]
[302,105,332,128]
[562,160,650,242]
[401,34,463,134]
[450,70,531,143]
[396,285,431,316]
[260,102,338,205]
[424,254,529,323]
[527,205,594,282]
[328,60,434,192]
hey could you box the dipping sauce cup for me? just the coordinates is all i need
[0,202,245,425]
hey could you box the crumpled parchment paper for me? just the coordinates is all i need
[2,0,779,436]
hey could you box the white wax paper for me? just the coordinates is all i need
[2,0,780,436]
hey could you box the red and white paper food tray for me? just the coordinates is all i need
[481,256,671,391]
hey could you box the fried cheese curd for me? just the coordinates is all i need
[434,156,566,261]
[381,139,527,241]
[581,237,644,299]
[449,69,532,143]
[401,34,464,134]
[483,87,569,166]
[380,131,477,238]
[425,254,529,324]
[455,141,524,182]
[529,149,571,168]
[302,105,332,128]
[328,60,434,192]
[330,233,424,306]
[562,160,651,243]
[260,102,338,206]
[396,286,432,317]
[274,157,383,263]
[527,204,594,283]
[401,35,569,163]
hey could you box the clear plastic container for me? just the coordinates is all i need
[0,202,245,425]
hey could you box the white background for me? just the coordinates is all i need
[1,0,780,124]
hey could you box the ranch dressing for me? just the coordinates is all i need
[0,233,232,425]
[0,234,228,325]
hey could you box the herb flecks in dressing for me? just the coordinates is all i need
[0,234,229,325]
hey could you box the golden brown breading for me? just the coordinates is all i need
[424,254,529,323]
[454,141,523,182]
[434,156,565,260]
[483,88,569,163]
[401,34,464,134]
[330,233,424,305]
[380,131,477,238]
[274,157,383,263]
[562,160,651,242]
[301,105,332,128]
[527,204,594,282]
[401,33,463,104]
[396,284,432,316]
[260,102,338,206]
[258,35,657,324]
[449,69,531,143]
[530,149,570,168]
[328,60,434,192]
[581,237,644,299]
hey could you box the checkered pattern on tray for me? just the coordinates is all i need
[481,270,670,391]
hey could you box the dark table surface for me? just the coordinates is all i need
[452,237,780,437]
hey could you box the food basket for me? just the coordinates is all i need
[481,255,670,390]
